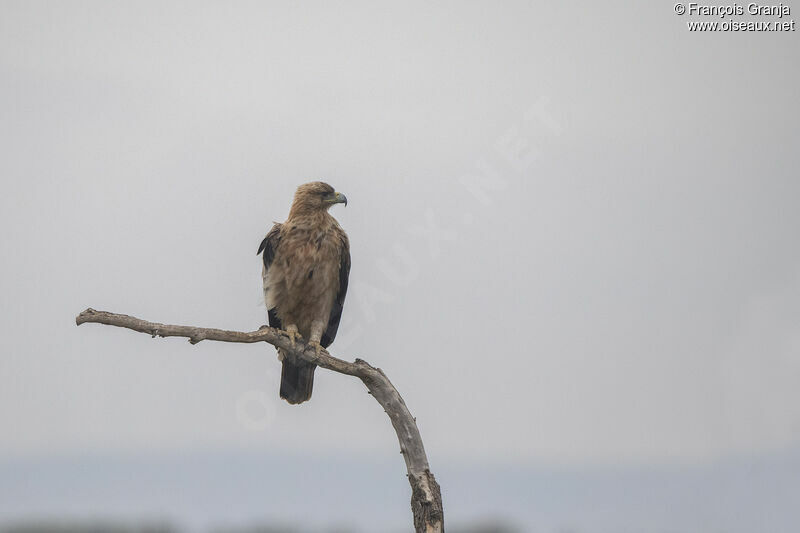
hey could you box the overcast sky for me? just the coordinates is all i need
[1,1,799,472]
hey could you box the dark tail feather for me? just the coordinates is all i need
[280,360,316,404]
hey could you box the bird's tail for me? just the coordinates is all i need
[279,353,316,404]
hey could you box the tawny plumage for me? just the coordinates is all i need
[258,182,350,404]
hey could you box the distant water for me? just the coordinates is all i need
[1,448,799,533]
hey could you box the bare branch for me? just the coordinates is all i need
[75,307,444,532]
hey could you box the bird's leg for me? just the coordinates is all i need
[307,320,326,356]
[283,324,302,347]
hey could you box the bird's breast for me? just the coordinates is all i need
[267,227,340,311]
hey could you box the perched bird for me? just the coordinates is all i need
[258,182,350,404]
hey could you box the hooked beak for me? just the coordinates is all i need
[325,191,347,207]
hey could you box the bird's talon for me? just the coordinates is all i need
[308,340,324,356]
[283,327,302,347]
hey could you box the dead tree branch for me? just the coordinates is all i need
[75,307,444,533]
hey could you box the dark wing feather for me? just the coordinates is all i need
[258,224,283,329]
[321,232,350,348]
[258,224,281,269]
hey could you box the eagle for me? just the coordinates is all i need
[258,182,350,404]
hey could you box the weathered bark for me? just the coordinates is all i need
[75,308,444,533]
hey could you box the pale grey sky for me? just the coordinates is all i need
[1,1,799,472]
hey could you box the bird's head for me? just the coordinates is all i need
[290,181,347,215]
